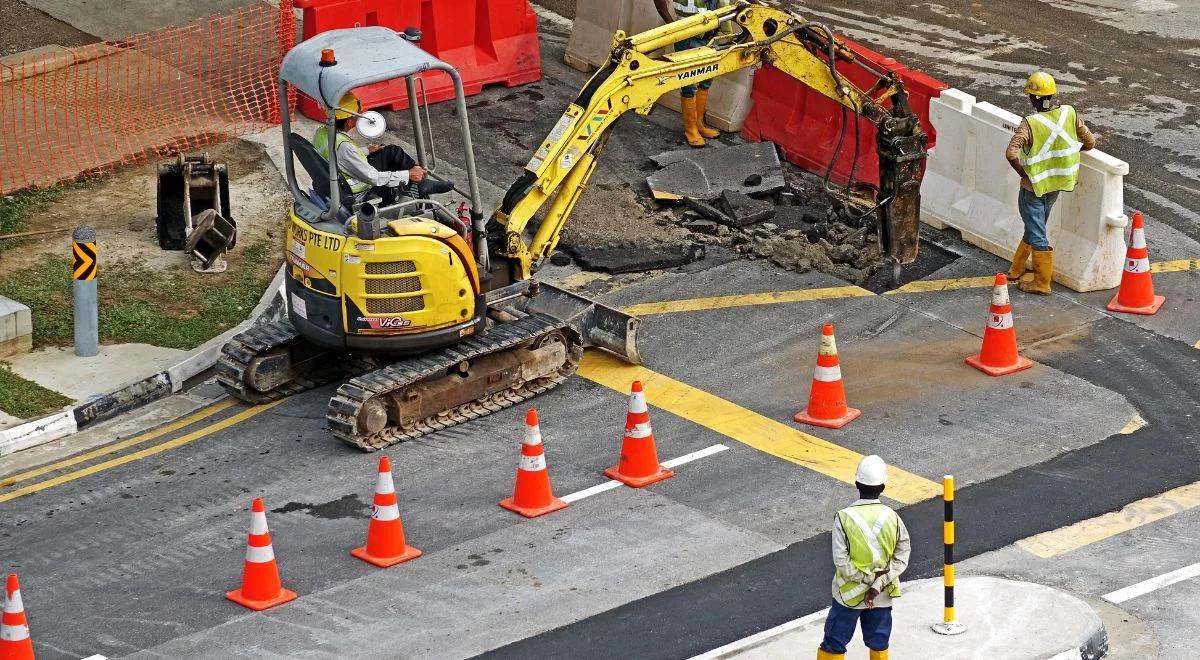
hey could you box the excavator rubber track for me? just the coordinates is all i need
[327,313,579,452]
[216,317,377,404]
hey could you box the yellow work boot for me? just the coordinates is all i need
[1008,240,1032,282]
[680,96,706,148]
[816,649,844,660]
[1018,248,1053,295]
[695,89,721,139]
[869,649,889,660]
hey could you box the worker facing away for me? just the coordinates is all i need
[1006,71,1096,295]
[653,0,727,147]
[314,92,453,208]
[818,455,911,660]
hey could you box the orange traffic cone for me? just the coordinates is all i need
[500,409,568,517]
[605,381,674,487]
[1108,212,1165,315]
[1,573,34,660]
[352,456,423,566]
[226,498,297,611]
[966,273,1033,376]
[794,323,861,429]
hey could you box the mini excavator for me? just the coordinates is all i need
[217,1,928,451]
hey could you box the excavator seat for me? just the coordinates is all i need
[290,132,358,223]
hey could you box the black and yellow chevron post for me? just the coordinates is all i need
[71,226,99,357]
[931,474,966,635]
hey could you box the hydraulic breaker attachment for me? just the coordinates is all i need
[874,91,928,265]
[517,282,642,364]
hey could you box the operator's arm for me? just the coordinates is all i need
[1077,114,1096,151]
[1005,118,1031,181]
[653,0,675,23]
[832,514,871,585]
[336,141,409,187]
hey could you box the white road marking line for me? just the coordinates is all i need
[560,444,729,504]
[689,609,830,660]
[1103,561,1200,603]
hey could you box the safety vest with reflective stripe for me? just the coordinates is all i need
[1020,105,1082,197]
[313,126,372,194]
[835,503,902,607]
[674,0,722,15]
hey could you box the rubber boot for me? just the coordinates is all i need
[869,650,889,660]
[1008,240,1032,281]
[680,96,706,148]
[1018,248,1053,295]
[816,650,844,660]
[695,89,720,139]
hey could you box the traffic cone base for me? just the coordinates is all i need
[351,543,423,567]
[499,494,568,518]
[225,586,297,611]
[794,406,861,429]
[604,464,674,488]
[1107,293,1165,316]
[965,353,1033,377]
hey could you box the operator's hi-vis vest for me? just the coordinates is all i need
[673,0,722,15]
[1019,105,1083,198]
[313,126,372,194]
[835,503,902,607]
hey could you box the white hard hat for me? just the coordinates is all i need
[855,455,888,486]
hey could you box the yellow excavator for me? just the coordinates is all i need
[217,1,927,451]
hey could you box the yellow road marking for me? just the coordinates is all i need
[884,275,996,295]
[1120,414,1147,435]
[0,401,283,504]
[1151,259,1200,274]
[577,351,941,504]
[0,399,238,488]
[1017,480,1200,558]
[623,286,873,316]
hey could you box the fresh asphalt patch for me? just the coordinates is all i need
[480,317,1200,659]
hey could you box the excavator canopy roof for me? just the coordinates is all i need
[279,27,452,109]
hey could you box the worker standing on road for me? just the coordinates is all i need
[818,455,910,660]
[314,92,452,207]
[1006,71,1096,295]
[653,0,728,148]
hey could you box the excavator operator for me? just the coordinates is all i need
[653,0,729,148]
[314,92,454,207]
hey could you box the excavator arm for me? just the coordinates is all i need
[487,0,927,284]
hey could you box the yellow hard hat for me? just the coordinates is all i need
[333,93,361,120]
[1024,72,1057,97]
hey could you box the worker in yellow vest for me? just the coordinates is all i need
[1006,72,1096,294]
[818,455,910,660]
[653,0,728,147]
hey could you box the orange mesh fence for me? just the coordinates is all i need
[0,0,296,194]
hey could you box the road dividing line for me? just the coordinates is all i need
[0,401,284,504]
[1103,561,1200,603]
[1150,258,1200,273]
[1120,414,1147,435]
[884,275,996,295]
[560,444,729,504]
[1017,480,1200,559]
[0,399,238,488]
[577,352,940,504]
[622,286,873,316]
[689,608,829,659]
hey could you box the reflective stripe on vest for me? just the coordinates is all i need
[313,126,372,194]
[834,503,902,606]
[1019,105,1082,197]
[674,0,720,15]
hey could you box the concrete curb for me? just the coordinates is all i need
[0,267,286,457]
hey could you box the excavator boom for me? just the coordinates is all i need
[488,0,927,282]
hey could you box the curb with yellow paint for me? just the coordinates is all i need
[577,351,941,504]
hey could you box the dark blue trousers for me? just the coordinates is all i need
[820,599,892,653]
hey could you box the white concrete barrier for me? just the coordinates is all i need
[921,88,1129,292]
[564,0,633,72]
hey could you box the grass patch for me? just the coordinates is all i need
[0,363,73,418]
[0,180,94,238]
[0,239,279,350]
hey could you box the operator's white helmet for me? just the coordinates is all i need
[855,455,888,487]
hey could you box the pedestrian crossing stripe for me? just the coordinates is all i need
[73,241,97,280]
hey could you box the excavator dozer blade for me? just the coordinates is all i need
[520,282,642,364]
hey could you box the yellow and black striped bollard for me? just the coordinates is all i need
[931,474,966,635]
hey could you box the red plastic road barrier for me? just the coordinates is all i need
[742,37,947,187]
[295,0,542,120]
